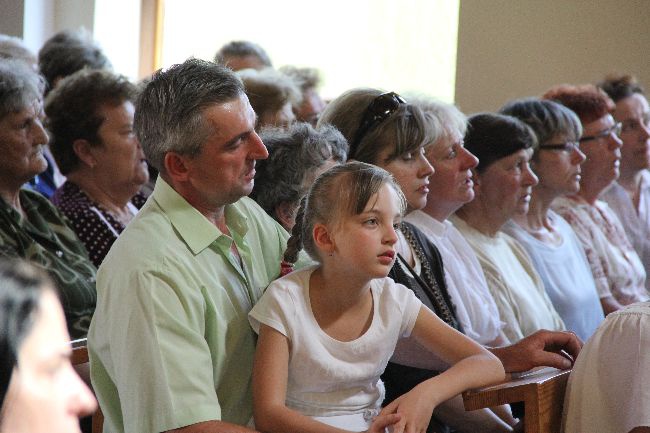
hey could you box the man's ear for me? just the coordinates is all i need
[164,152,191,183]
[275,201,296,231]
[72,139,97,168]
[313,222,335,255]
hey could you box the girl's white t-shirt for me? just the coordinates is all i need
[249,265,422,422]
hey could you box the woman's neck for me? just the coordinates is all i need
[67,172,135,221]
[575,173,609,205]
[455,199,505,237]
[513,187,553,231]
[0,185,24,216]
[618,168,644,193]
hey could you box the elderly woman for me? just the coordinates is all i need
[46,69,148,267]
[0,59,96,339]
[237,67,300,129]
[280,66,327,126]
[405,98,508,348]
[250,122,347,231]
[543,84,648,313]
[598,75,650,288]
[452,113,565,342]
[0,259,96,433]
[499,98,604,340]
[320,90,519,432]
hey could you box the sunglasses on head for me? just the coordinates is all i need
[349,92,406,159]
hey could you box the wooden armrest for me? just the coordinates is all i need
[71,338,89,365]
[462,367,571,433]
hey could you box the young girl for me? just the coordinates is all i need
[249,162,505,433]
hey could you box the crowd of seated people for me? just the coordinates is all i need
[1,32,649,433]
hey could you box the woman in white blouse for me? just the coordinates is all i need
[405,99,509,347]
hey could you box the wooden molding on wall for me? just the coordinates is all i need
[138,0,164,79]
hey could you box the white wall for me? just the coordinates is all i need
[456,0,650,113]
[5,0,140,80]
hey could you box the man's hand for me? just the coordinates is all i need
[489,330,583,373]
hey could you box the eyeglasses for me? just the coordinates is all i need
[621,112,650,133]
[579,122,622,143]
[539,141,580,152]
[349,92,406,158]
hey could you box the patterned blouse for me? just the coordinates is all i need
[52,181,147,268]
[552,196,648,304]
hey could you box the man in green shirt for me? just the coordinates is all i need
[88,59,287,433]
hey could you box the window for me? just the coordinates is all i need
[156,0,459,101]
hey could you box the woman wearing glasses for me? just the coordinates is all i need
[543,84,648,314]
[319,89,519,432]
[599,75,650,289]
[499,98,604,341]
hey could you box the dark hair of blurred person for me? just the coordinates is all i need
[0,259,96,433]
[38,29,110,95]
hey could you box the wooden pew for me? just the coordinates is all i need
[462,367,571,433]
[71,338,104,433]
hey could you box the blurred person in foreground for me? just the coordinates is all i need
[0,259,96,433]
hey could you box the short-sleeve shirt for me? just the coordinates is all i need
[562,302,650,433]
[0,188,96,339]
[52,181,147,267]
[503,213,604,341]
[451,216,565,342]
[552,196,648,304]
[248,266,421,418]
[601,173,650,290]
[88,177,290,433]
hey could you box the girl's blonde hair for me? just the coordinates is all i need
[284,161,406,263]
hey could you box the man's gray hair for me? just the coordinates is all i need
[0,59,45,120]
[134,58,245,173]
[251,122,347,219]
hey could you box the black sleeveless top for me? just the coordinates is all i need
[382,222,460,433]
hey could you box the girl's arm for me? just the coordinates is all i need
[381,306,505,433]
[253,324,400,433]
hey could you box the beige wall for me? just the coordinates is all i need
[455,0,650,113]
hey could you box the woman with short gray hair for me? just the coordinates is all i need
[500,98,604,340]
[251,122,346,231]
[0,59,96,339]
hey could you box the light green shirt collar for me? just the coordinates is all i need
[152,177,249,255]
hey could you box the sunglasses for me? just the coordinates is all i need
[579,122,622,143]
[349,92,406,159]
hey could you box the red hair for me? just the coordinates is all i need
[542,84,614,125]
